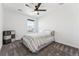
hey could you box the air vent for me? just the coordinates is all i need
[17,9,22,12]
[59,3,64,5]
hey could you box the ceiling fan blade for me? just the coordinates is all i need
[25,4,30,7]
[37,9,46,11]
[35,3,41,11]
[37,3,41,8]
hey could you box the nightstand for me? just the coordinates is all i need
[3,30,15,45]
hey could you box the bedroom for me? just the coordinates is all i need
[0,3,79,56]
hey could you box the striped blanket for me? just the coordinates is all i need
[22,31,54,53]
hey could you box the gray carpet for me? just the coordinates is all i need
[0,40,79,56]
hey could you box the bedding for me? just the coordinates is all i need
[22,31,55,53]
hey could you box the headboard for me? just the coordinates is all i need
[51,31,55,36]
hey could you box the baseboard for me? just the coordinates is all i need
[56,41,79,49]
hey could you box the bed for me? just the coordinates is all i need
[22,30,55,53]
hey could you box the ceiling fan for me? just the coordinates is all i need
[25,3,46,15]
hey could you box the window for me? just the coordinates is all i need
[27,19,35,32]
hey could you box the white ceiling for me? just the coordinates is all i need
[2,3,64,18]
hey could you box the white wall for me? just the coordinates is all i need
[39,3,79,48]
[0,3,3,49]
[3,7,35,40]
